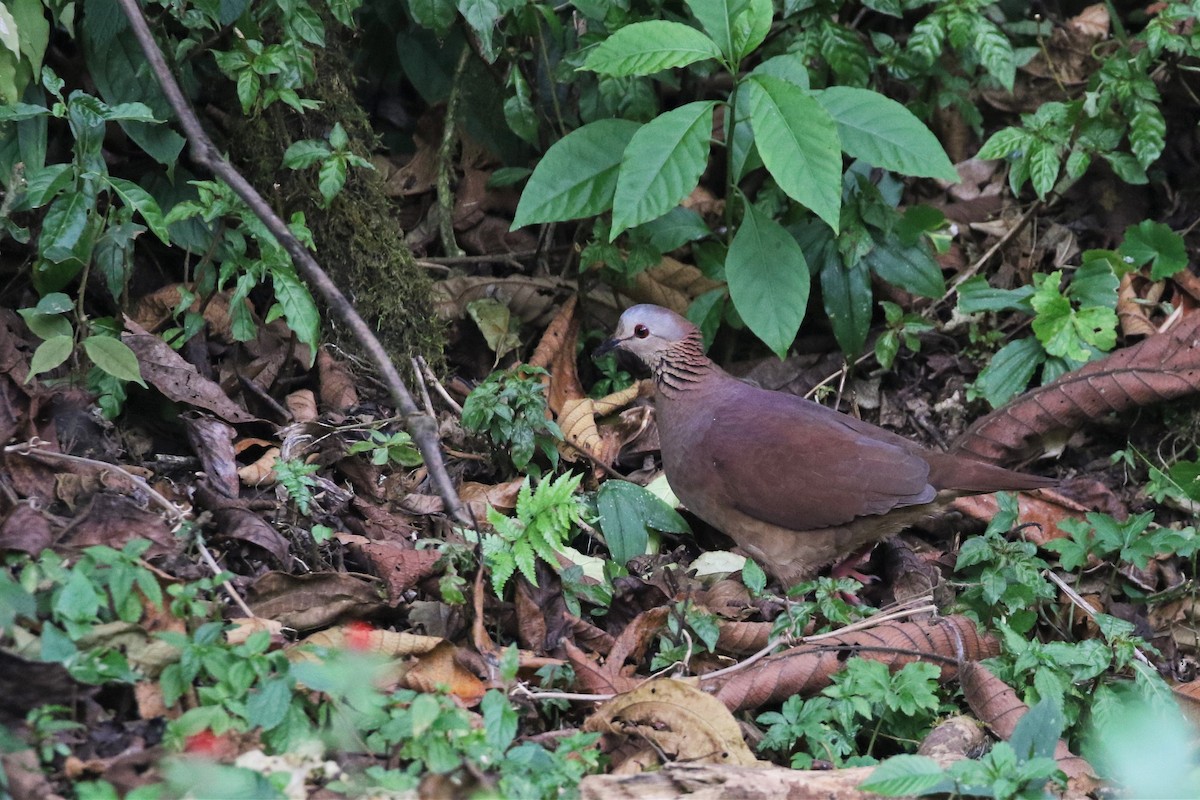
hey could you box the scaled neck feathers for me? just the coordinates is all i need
[651,331,716,397]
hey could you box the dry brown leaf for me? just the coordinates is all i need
[584,679,762,769]
[953,311,1200,464]
[403,640,486,706]
[237,446,281,486]
[950,487,1084,546]
[1118,273,1161,337]
[617,257,723,315]
[298,625,442,657]
[122,317,257,423]
[346,539,442,601]
[225,617,287,646]
[285,390,318,423]
[246,571,385,631]
[558,383,645,466]
[0,503,57,555]
[183,414,240,499]
[129,284,239,341]
[529,296,586,415]
[564,612,617,655]
[316,349,358,413]
[55,493,176,558]
[709,615,998,713]
[432,275,571,325]
[1068,3,1109,38]
[193,483,291,564]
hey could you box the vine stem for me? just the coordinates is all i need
[112,0,471,528]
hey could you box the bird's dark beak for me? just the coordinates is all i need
[593,336,623,360]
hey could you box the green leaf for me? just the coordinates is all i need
[245,677,292,731]
[821,258,872,359]
[105,177,169,244]
[611,101,716,238]
[83,336,145,386]
[481,689,519,752]
[1119,220,1187,280]
[972,17,1015,90]
[814,87,958,181]
[28,335,73,378]
[976,127,1028,160]
[503,67,538,146]
[971,337,1045,408]
[865,236,946,298]
[456,0,503,62]
[956,276,1034,314]
[741,557,766,595]
[597,479,690,567]
[731,0,771,60]
[317,157,348,206]
[1027,139,1061,199]
[512,119,640,228]
[282,140,330,169]
[750,53,810,89]
[743,74,842,232]
[40,190,90,264]
[408,0,457,32]
[580,21,723,77]
[36,292,74,314]
[18,308,72,340]
[684,0,745,62]
[726,202,810,358]
[1010,698,1065,761]
[860,755,953,796]
[270,267,321,357]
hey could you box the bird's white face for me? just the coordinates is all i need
[600,305,694,367]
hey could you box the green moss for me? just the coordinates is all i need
[221,26,445,371]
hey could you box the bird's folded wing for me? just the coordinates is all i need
[703,395,937,530]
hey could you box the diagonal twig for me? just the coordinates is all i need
[113,0,470,528]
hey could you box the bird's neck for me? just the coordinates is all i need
[653,332,719,399]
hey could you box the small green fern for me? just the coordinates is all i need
[483,473,585,597]
[274,457,320,515]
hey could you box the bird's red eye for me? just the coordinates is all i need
[634,324,650,339]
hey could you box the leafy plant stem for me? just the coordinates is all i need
[723,92,739,239]
[1102,0,1128,45]
[438,45,471,258]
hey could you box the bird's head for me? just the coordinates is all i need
[594,304,701,369]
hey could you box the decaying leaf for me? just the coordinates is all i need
[584,678,762,769]
[403,640,486,706]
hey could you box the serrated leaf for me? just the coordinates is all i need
[1129,99,1165,169]
[83,336,146,386]
[512,119,640,228]
[726,203,809,358]
[743,75,842,231]
[977,127,1028,160]
[611,101,716,238]
[972,337,1044,408]
[972,17,1015,90]
[28,335,74,379]
[814,87,958,181]
[1028,140,1061,199]
[1119,220,1187,280]
[581,21,723,77]
[270,267,321,359]
[408,0,457,32]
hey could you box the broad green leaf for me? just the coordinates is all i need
[481,690,519,752]
[271,267,321,359]
[106,177,170,244]
[731,0,772,60]
[1028,139,1061,199]
[580,21,723,77]
[0,102,50,122]
[865,236,946,298]
[821,258,871,358]
[467,298,521,360]
[860,755,954,796]
[971,337,1044,408]
[611,101,716,238]
[977,127,1028,160]
[28,335,74,378]
[637,206,711,252]
[972,16,1015,90]
[743,74,842,231]
[16,164,73,210]
[1070,258,1119,310]
[282,140,330,169]
[457,0,503,62]
[956,276,1035,314]
[503,67,538,146]
[1010,698,1065,761]
[83,336,146,386]
[36,292,73,314]
[317,157,348,206]
[18,309,71,340]
[597,479,690,567]
[512,119,640,228]
[1129,99,1166,169]
[40,190,90,264]
[245,677,292,731]
[408,0,457,32]
[751,53,810,89]
[814,87,958,181]
[726,202,809,358]
[684,0,747,62]
[1119,220,1187,280]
